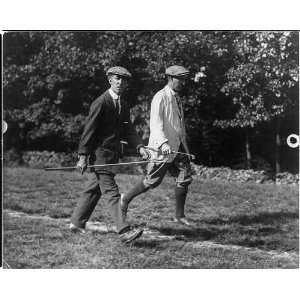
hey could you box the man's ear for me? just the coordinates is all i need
[124,79,129,87]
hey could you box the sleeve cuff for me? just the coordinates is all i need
[155,139,168,149]
[78,146,91,156]
[136,144,144,153]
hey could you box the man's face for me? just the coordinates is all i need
[109,74,128,95]
[169,76,188,92]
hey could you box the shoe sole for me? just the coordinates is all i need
[172,219,194,227]
[70,229,86,234]
[123,229,143,244]
[178,222,193,227]
[70,226,86,234]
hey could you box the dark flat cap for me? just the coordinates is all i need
[106,66,132,78]
[165,65,189,77]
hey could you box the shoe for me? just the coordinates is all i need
[173,217,193,227]
[120,193,128,220]
[69,223,86,233]
[119,227,143,244]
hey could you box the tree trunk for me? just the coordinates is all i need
[275,117,281,174]
[245,129,252,169]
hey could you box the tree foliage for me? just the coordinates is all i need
[215,31,299,129]
[3,31,299,172]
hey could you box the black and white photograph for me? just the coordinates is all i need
[2,30,299,270]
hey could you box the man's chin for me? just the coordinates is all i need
[113,89,121,95]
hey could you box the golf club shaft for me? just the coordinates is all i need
[171,151,195,159]
[44,160,162,171]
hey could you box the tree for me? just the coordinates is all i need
[4,31,298,173]
[215,31,299,171]
[4,31,233,157]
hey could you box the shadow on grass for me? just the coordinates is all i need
[205,211,298,226]
[132,239,164,249]
[4,203,47,215]
[49,211,71,219]
[149,211,299,252]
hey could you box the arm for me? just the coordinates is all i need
[182,138,190,154]
[150,93,168,148]
[78,100,103,156]
[181,119,191,156]
[77,100,104,173]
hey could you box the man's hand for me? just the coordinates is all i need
[160,142,172,155]
[139,147,151,160]
[77,155,88,174]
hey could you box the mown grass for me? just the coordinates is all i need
[3,167,299,268]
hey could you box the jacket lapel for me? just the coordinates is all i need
[106,91,119,118]
[164,86,182,120]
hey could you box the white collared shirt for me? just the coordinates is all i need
[109,88,121,113]
[148,85,187,162]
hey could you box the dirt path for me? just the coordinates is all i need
[4,209,298,265]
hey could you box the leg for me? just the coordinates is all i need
[174,186,188,218]
[98,170,144,242]
[97,170,129,233]
[71,172,101,228]
[121,161,169,218]
[170,154,193,219]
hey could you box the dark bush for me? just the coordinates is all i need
[3,148,23,166]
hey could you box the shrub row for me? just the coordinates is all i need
[3,149,144,174]
[3,150,299,185]
[21,151,78,168]
[191,163,299,185]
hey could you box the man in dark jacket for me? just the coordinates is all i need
[70,66,147,243]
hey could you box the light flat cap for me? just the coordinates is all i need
[106,66,132,78]
[165,65,189,77]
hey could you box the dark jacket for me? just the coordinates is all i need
[78,90,143,164]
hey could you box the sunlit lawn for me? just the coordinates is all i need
[3,167,299,268]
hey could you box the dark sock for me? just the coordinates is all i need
[123,180,149,205]
[175,186,188,218]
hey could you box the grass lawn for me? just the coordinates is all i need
[2,167,299,268]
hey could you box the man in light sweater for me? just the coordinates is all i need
[121,65,193,226]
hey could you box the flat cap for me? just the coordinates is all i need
[106,66,132,78]
[165,65,189,77]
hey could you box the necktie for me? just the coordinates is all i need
[115,97,120,115]
[175,95,183,120]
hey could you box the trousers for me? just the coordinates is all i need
[70,170,128,233]
[143,152,193,189]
